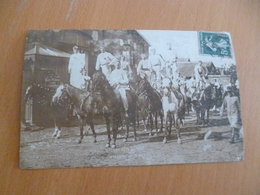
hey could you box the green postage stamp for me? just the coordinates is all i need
[199,31,233,58]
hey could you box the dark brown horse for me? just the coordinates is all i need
[52,84,97,144]
[135,78,163,136]
[91,71,125,148]
[191,84,216,126]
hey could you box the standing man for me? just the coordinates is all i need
[95,46,116,80]
[220,86,241,143]
[68,46,86,88]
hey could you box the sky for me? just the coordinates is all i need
[138,30,236,68]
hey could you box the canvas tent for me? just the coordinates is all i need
[25,42,71,58]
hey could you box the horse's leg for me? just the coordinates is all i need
[196,109,201,125]
[175,116,182,144]
[111,116,118,149]
[168,113,172,137]
[159,111,164,133]
[56,125,61,139]
[154,112,158,136]
[52,120,59,137]
[162,112,168,144]
[105,115,111,148]
[132,114,137,141]
[78,120,84,144]
[201,109,205,127]
[207,107,210,126]
[124,115,129,142]
[149,113,153,136]
[88,118,97,143]
[136,112,140,131]
[142,116,147,131]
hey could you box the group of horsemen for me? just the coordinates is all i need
[68,44,216,113]
[68,44,241,143]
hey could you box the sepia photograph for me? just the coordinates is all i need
[20,29,243,169]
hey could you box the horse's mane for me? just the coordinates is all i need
[92,71,114,93]
[25,83,56,101]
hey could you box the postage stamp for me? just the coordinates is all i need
[199,31,232,58]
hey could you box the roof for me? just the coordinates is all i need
[177,62,197,77]
[177,61,215,77]
[25,42,71,58]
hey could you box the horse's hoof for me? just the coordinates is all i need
[154,133,158,136]
[111,144,116,149]
[162,139,167,144]
[52,133,56,137]
[123,138,127,142]
[106,144,110,148]
[77,140,82,144]
[177,139,182,144]
[56,136,60,139]
[133,138,137,142]
[93,139,97,143]
[149,133,152,136]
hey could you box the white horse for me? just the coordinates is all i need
[161,78,185,144]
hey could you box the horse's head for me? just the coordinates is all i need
[52,84,71,106]
[161,78,172,97]
[92,70,109,91]
[135,78,148,96]
[204,84,216,100]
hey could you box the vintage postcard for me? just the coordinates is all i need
[20,30,243,169]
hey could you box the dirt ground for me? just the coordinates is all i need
[20,111,243,169]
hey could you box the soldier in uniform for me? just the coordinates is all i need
[220,86,242,143]
[148,48,165,90]
[162,43,177,79]
[108,56,131,116]
[194,61,208,90]
[68,46,87,88]
[95,46,116,80]
[136,54,151,82]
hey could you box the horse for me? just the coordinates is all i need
[161,78,186,144]
[23,83,72,134]
[52,84,97,144]
[178,78,192,115]
[91,70,126,148]
[212,84,224,111]
[191,84,216,126]
[135,78,163,136]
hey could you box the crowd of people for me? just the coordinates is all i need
[67,44,242,143]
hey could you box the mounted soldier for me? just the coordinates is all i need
[194,61,208,90]
[95,46,116,80]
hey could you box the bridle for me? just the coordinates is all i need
[53,85,72,107]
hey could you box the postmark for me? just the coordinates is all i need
[199,31,232,57]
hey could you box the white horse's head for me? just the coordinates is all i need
[52,85,67,104]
